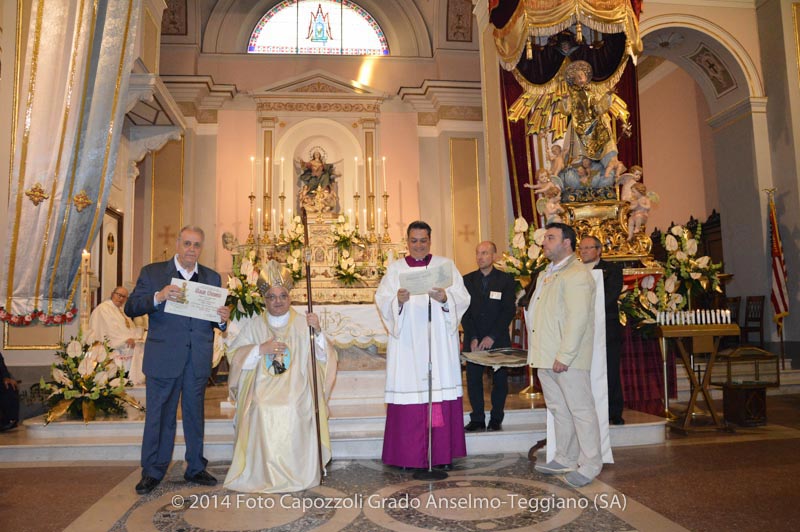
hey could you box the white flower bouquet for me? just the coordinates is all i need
[39,337,144,424]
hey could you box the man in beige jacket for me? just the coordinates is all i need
[525,222,601,488]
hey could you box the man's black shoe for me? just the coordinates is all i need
[135,475,160,495]
[434,463,452,471]
[0,420,18,432]
[610,417,625,426]
[487,420,502,431]
[184,469,218,486]
[464,421,486,432]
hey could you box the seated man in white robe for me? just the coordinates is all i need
[224,261,337,493]
[87,286,145,384]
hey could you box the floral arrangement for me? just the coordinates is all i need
[285,248,304,282]
[334,249,364,286]
[502,217,548,288]
[0,307,77,326]
[226,250,264,320]
[331,215,363,250]
[283,215,305,251]
[39,337,143,424]
[619,223,722,332]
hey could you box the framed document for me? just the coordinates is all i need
[164,278,228,322]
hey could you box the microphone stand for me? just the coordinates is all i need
[413,294,448,481]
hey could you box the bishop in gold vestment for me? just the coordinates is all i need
[224,263,337,493]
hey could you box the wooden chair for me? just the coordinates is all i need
[726,296,742,326]
[740,296,765,347]
[720,296,742,349]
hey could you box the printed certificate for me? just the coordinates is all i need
[164,278,228,322]
[399,263,453,295]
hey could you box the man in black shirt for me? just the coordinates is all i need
[462,241,517,431]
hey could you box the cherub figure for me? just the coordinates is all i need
[604,155,627,179]
[547,143,565,177]
[616,165,643,202]
[537,187,565,224]
[524,168,562,197]
[221,231,239,252]
[576,165,591,188]
[627,182,651,241]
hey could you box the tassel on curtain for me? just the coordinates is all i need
[0,0,141,326]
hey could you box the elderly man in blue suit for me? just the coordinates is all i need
[126,225,230,495]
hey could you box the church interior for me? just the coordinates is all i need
[0,1,799,530]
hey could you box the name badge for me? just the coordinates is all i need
[489,291,502,300]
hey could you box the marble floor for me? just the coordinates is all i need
[1,388,799,531]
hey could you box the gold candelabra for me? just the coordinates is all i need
[367,192,377,243]
[353,192,361,233]
[278,191,286,239]
[246,193,256,245]
[260,192,271,244]
[382,191,391,243]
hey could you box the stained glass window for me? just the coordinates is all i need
[248,0,389,56]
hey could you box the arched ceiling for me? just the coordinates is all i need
[202,0,433,57]
[638,19,762,117]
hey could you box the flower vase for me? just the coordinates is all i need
[81,400,96,422]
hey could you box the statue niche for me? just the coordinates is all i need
[295,148,341,214]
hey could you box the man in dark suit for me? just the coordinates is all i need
[462,241,517,432]
[579,236,624,425]
[126,225,230,495]
[0,352,20,432]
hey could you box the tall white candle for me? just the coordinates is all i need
[272,208,276,232]
[281,157,285,195]
[250,156,255,194]
[378,208,382,235]
[363,208,367,229]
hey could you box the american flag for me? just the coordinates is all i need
[768,192,789,333]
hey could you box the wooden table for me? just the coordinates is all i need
[656,324,740,431]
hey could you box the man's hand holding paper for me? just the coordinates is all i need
[164,277,229,322]
[398,263,453,295]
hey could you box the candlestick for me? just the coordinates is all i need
[263,156,270,238]
[353,193,360,233]
[354,157,358,195]
[250,156,255,194]
[382,191,391,243]
[80,250,91,335]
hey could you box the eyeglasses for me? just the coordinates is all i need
[112,292,128,299]
[265,294,290,302]
[578,245,601,251]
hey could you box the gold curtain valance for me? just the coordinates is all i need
[493,0,642,70]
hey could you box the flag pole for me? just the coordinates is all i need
[763,188,789,371]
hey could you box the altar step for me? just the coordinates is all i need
[0,406,665,463]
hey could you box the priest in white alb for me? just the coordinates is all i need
[86,286,145,384]
[223,261,337,493]
[375,221,470,470]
